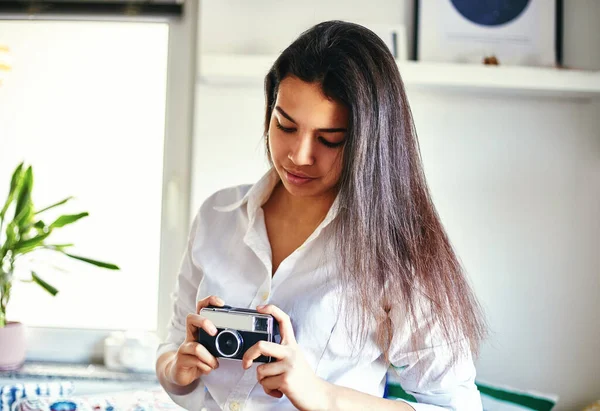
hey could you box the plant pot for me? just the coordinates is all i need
[0,321,26,371]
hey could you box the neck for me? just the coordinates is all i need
[267,181,336,226]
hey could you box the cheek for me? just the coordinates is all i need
[268,130,287,162]
[321,150,344,181]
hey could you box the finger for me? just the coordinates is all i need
[194,360,213,376]
[194,342,220,369]
[177,354,214,374]
[256,361,286,381]
[256,304,296,344]
[264,388,283,398]
[170,355,212,378]
[242,340,289,369]
[260,375,285,398]
[179,342,219,369]
[186,312,218,338]
[196,295,225,313]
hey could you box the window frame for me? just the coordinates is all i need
[0,1,198,364]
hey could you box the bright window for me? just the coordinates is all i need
[0,20,169,331]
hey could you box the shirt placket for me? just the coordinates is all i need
[223,364,260,411]
[217,208,272,411]
[244,208,274,307]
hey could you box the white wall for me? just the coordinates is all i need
[193,1,600,409]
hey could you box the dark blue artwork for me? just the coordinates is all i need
[450,0,531,26]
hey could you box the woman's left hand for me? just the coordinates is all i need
[242,304,331,411]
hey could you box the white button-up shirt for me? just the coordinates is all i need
[157,170,483,411]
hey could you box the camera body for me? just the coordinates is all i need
[198,305,281,363]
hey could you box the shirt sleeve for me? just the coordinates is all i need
[156,210,207,409]
[388,301,483,411]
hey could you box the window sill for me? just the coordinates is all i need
[0,361,157,382]
[0,362,160,397]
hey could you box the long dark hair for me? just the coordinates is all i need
[263,21,487,362]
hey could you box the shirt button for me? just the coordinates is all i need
[261,292,270,301]
[229,402,240,411]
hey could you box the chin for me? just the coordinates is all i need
[281,180,339,201]
[280,180,318,197]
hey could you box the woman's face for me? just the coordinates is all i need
[268,76,349,200]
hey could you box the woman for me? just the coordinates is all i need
[156,20,487,411]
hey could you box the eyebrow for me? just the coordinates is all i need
[275,106,347,133]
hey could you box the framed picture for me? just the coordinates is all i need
[414,0,562,67]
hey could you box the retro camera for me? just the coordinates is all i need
[198,305,281,363]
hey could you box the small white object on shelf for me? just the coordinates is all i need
[198,54,600,98]
[104,331,159,374]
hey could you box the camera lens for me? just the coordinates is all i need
[215,329,242,358]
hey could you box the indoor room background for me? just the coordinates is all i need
[0,1,598,410]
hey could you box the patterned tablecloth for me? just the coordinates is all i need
[2,382,183,411]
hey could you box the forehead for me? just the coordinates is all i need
[275,76,348,126]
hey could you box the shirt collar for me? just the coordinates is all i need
[213,168,340,235]
[212,168,279,215]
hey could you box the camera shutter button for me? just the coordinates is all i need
[229,401,240,411]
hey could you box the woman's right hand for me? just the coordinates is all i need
[166,295,224,387]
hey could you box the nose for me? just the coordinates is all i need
[288,133,315,166]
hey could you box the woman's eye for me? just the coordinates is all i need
[276,122,295,133]
[276,121,345,148]
[318,137,345,149]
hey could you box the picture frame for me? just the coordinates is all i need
[414,0,563,67]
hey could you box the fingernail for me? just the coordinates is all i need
[256,305,265,309]
[216,297,224,304]
[210,326,218,336]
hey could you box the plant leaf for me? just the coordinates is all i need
[0,162,24,221]
[35,196,74,215]
[31,220,48,234]
[4,221,18,250]
[63,253,120,270]
[14,166,33,222]
[49,212,88,229]
[7,162,24,197]
[15,201,35,230]
[31,271,59,296]
[13,231,52,255]
[45,243,74,250]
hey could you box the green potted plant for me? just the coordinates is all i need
[0,162,119,370]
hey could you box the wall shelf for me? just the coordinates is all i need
[198,54,600,98]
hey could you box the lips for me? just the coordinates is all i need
[283,168,316,186]
[285,169,314,179]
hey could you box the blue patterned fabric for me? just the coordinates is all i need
[0,382,74,411]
